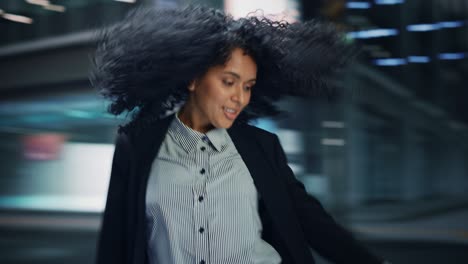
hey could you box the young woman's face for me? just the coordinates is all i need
[180,48,257,133]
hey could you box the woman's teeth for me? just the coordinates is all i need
[224,107,236,113]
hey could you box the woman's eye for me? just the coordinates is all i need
[245,83,255,91]
[223,80,234,86]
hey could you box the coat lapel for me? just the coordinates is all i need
[129,115,174,264]
[228,124,312,264]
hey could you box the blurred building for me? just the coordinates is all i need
[1,0,468,263]
[1,0,467,214]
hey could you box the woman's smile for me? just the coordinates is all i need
[223,106,239,120]
[178,48,257,133]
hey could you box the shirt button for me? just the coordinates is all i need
[198,196,204,202]
[199,227,205,233]
[200,146,206,151]
[200,260,205,264]
[200,168,205,174]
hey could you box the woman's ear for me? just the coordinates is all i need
[188,80,196,92]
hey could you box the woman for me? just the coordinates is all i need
[91,5,388,264]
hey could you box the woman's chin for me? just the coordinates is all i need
[213,119,235,130]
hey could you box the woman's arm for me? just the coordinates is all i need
[271,135,385,264]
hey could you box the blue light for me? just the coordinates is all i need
[406,21,465,32]
[346,2,371,9]
[252,118,278,133]
[0,195,105,212]
[347,28,399,39]
[407,23,441,32]
[438,20,464,28]
[66,110,95,119]
[407,56,430,63]
[375,0,404,4]
[373,58,407,66]
[438,53,466,60]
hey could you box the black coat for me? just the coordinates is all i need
[96,114,382,264]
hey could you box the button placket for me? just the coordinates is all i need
[194,191,209,264]
[194,139,209,263]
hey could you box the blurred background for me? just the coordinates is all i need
[0,0,467,263]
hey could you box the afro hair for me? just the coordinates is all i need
[90,5,354,131]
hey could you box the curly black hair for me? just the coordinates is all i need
[90,5,354,130]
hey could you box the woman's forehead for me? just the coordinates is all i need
[222,48,257,77]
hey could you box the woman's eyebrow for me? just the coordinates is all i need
[223,71,256,82]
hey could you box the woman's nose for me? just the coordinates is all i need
[231,87,245,105]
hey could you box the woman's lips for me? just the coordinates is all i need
[223,106,238,120]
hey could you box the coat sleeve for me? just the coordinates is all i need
[95,132,131,264]
[271,135,384,264]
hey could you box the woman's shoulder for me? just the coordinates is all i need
[117,113,173,139]
[230,121,278,143]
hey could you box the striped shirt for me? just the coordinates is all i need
[145,115,281,264]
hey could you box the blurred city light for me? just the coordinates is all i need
[1,12,33,24]
[253,118,278,133]
[374,0,404,5]
[347,28,399,39]
[26,0,49,6]
[26,0,66,12]
[373,58,407,66]
[407,23,440,32]
[43,4,66,12]
[373,53,465,65]
[0,142,113,212]
[407,56,431,63]
[65,110,97,119]
[0,195,105,212]
[322,121,346,128]
[438,20,465,28]
[114,0,137,3]
[438,52,466,60]
[346,2,372,9]
[407,21,465,32]
[321,138,346,146]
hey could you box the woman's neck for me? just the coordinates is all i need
[177,104,213,133]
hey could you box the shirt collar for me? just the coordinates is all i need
[205,127,227,152]
[169,114,228,153]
